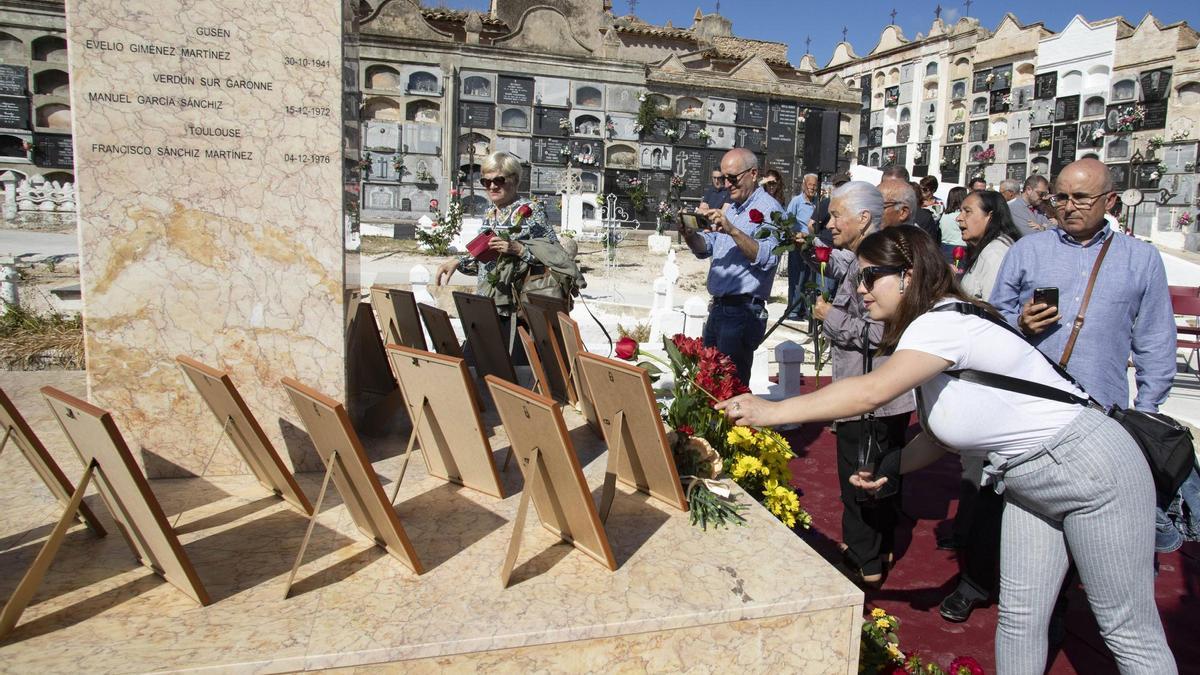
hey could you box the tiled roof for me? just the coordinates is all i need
[612,18,697,41]
[711,35,789,64]
[420,7,508,29]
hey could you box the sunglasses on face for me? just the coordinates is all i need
[856,265,908,291]
[480,176,508,188]
[723,167,752,185]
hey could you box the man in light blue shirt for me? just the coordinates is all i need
[990,159,1176,411]
[681,147,780,383]
[784,173,818,320]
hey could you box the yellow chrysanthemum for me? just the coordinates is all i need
[726,425,755,448]
[886,643,904,662]
[730,454,766,481]
[874,618,890,629]
[870,608,887,619]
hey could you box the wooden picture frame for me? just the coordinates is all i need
[384,344,505,499]
[555,312,601,434]
[575,352,687,513]
[522,296,574,404]
[485,375,616,587]
[280,377,424,593]
[452,291,518,385]
[175,357,313,515]
[370,286,427,350]
[0,387,106,535]
[1,388,211,639]
[417,302,463,358]
[517,326,550,398]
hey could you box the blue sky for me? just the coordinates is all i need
[425,0,1200,67]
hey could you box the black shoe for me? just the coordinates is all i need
[939,589,983,623]
[936,533,965,550]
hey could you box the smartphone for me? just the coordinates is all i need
[1033,287,1059,308]
[679,210,711,231]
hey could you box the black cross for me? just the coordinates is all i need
[715,0,721,13]
[628,0,638,14]
[935,4,942,20]
[842,26,848,42]
[805,35,811,54]
[963,0,973,17]
[889,8,898,25]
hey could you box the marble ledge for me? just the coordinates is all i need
[0,370,862,673]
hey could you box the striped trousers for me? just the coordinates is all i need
[988,407,1176,674]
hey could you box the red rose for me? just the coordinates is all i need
[615,336,638,361]
[952,245,967,261]
[749,208,764,224]
[813,245,832,263]
[948,656,984,675]
[516,203,533,219]
[677,424,694,436]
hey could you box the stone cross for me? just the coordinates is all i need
[736,128,748,147]
[627,0,637,14]
[805,36,811,54]
[841,26,848,42]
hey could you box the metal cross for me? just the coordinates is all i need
[935,4,942,20]
[805,35,812,54]
[627,0,638,14]
[841,26,848,42]
[963,0,973,17]
[715,0,721,13]
[889,8,898,25]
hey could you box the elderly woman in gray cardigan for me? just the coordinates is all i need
[811,181,916,587]
[957,191,1023,300]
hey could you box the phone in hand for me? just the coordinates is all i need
[679,210,711,232]
[1033,287,1059,308]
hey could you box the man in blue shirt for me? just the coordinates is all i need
[991,158,1176,411]
[699,168,731,210]
[784,173,818,320]
[936,158,1176,625]
[681,148,781,384]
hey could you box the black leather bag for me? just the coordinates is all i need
[933,302,1194,509]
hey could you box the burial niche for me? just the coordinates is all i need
[406,99,440,124]
[406,70,440,95]
[365,65,401,91]
[31,35,66,61]
[364,97,401,121]
[34,70,69,96]
[35,103,71,129]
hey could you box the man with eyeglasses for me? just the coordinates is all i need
[1006,175,1053,236]
[680,148,781,384]
[700,168,731,211]
[954,159,1176,630]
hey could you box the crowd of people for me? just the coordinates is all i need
[436,149,1190,672]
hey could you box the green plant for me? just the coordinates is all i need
[415,192,463,255]
[0,303,84,369]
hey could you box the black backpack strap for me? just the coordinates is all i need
[928,302,1099,408]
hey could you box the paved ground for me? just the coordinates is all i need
[0,228,77,263]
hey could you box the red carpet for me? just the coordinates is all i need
[780,376,1199,673]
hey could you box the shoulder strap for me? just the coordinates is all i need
[1058,233,1114,367]
[928,302,1099,407]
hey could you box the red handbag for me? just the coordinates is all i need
[465,232,499,263]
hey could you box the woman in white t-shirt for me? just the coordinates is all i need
[718,226,1174,674]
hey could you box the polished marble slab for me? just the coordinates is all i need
[0,371,862,673]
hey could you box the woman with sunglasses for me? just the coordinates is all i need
[435,152,572,343]
[758,169,787,208]
[718,226,1174,674]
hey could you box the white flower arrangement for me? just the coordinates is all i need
[1171,129,1192,142]
[638,93,647,102]
[1092,128,1105,140]
[698,128,712,143]
[664,127,679,139]
[985,73,996,85]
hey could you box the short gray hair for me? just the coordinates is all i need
[999,179,1021,194]
[480,151,523,183]
[802,173,819,181]
[879,177,918,225]
[832,181,884,229]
